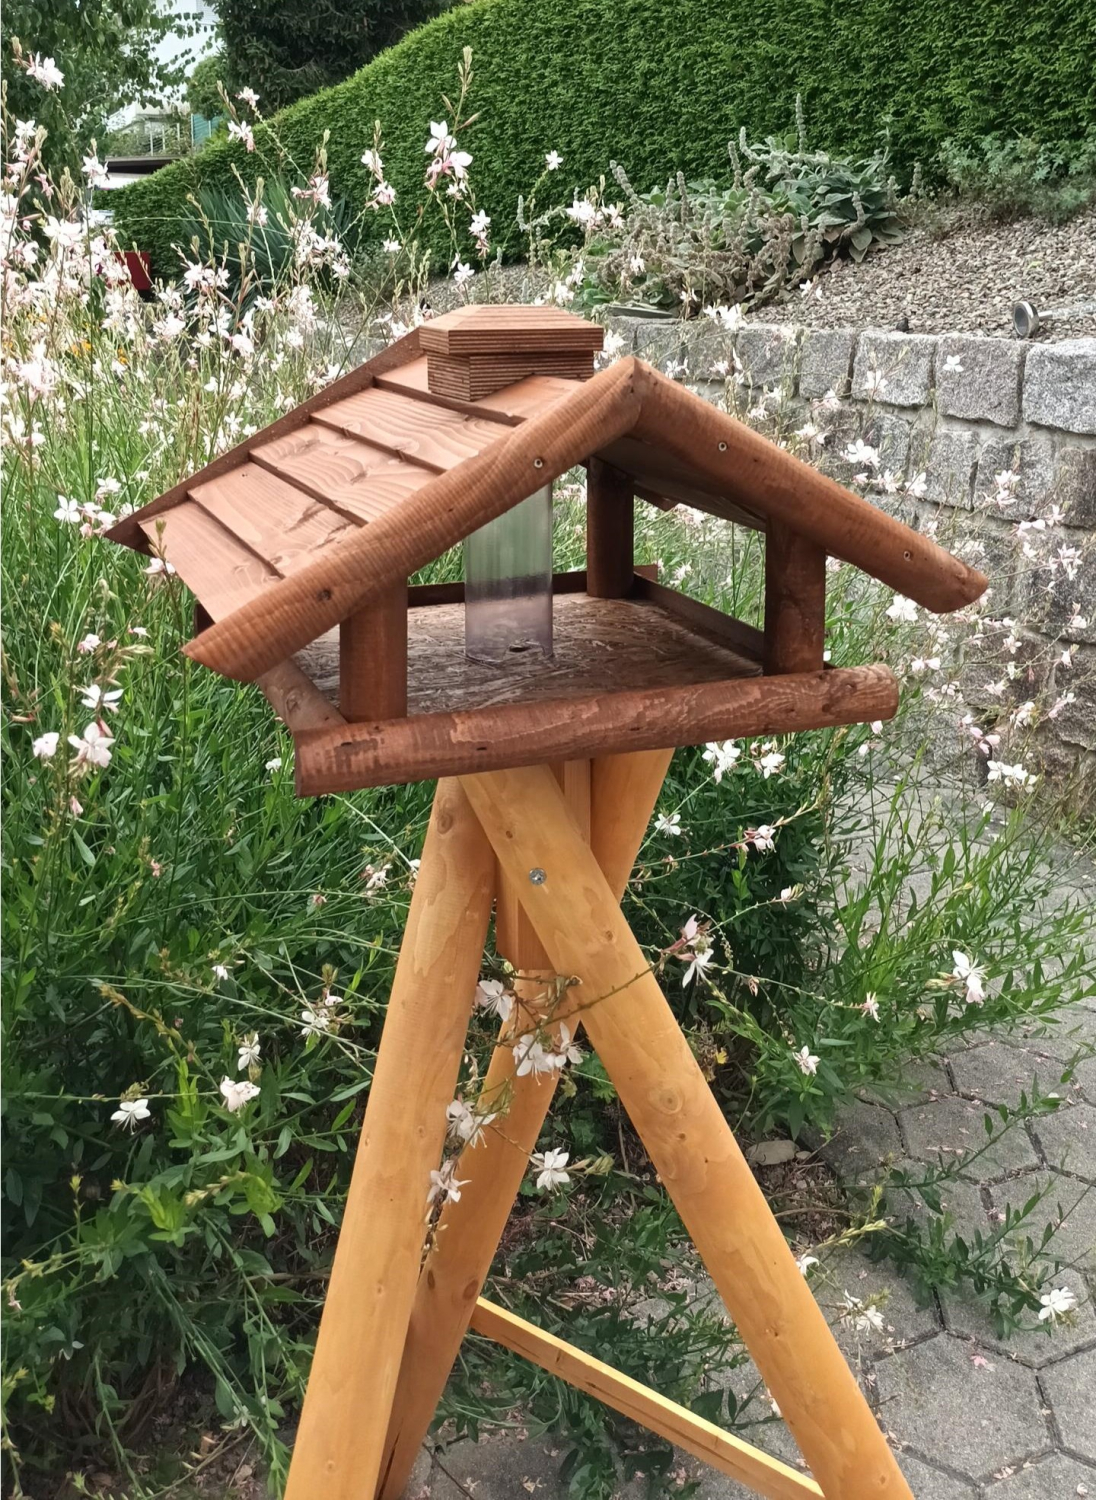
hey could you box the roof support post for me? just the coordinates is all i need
[340,581,408,721]
[585,459,635,598]
[764,524,826,675]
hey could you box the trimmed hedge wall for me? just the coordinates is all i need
[112,0,1096,278]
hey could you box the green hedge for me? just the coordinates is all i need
[111,0,1096,279]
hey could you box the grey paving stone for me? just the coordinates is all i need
[853,330,937,406]
[897,1453,980,1498]
[984,1451,1096,1500]
[798,327,856,398]
[1031,1102,1096,1182]
[820,1099,905,1185]
[941,1279,1096,1367]
[937,335,1025,427]
[1041,1343,1096,1458]
[873,1332,1049,1476]
[988,1170,1096,1274]
[949,1040,1064,1109]
[1023,339,1096,436]
[1048,445,1096,531]
[862,409,913,476]
[883,1164,991,1240]
[898,1095,1041,1181]
[823,1245,942,1356]
[1008,1012,1096,1063]
[914,428,981,508]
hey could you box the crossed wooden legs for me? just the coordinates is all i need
[285,757,913,1500]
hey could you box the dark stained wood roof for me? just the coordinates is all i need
[108,308,987,686]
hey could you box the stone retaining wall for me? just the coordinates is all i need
[604,315,1096,775]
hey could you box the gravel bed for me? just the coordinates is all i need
[756,210,1096,341]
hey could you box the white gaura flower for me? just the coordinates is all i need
[143,557,176,576]
[111,1097,151,1131]
[237,87,260,108]
[26,54,64,90]
[427,1158,469,1206]
[237,1033,261,1070]
[681,946,714,987]
[797,1254,820,1275]
[425,119,455,155]
[793,1045,819,1076]
[452,260,475,287]
[446,1098,496,1147]
[905,471,928,498]
[554,1023,583,1068]
[748,824,776,852]
[1038,1286,1077,1322]
[211,963,231,981]
[843,1291,885,1334]
[32,731,59,760]
[382,238,400,253]
[513,1036,557,1078]
[885,593,918,624]
[531,1148,571,1191]
[68,721,114,771]
[545,150,562,171]
[844,438,880,469]
[987,759,1035,789]
[654,811,683,837]
[756,750,785,779]
[220,1076,260,1112]
[228,120,255,152]
[942,354,964,374]
[77,633,101,654]
[300,1006,332,1038]
[702,739,740,783]
[475,978,514,1022]
[861,993,880,1020]
[265,756,283,772]
[82,151,110,189]
[78,684,122,713]
[566,197,597,225]
[54,497,81,524]
[951,951,986,1006]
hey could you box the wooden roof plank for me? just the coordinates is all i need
[138,501,280,620]
[313,387,505,472]
[250,426,434,520]
[376,358,583,422]
[189,463,359,576]
[107,326,423,550]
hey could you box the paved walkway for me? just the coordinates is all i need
[407,996,1096,1500]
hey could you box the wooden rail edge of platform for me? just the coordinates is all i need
[470,1298,822,1500]
[292,663,898,794]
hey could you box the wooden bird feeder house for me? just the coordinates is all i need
[109,305,985,1500]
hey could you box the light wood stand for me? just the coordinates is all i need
[284,755,913,1500]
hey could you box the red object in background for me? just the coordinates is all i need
[123,251,152,292]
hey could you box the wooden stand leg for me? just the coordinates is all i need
[459,765,912,1500]
[376,751,672,1500]
[284,778,495,1500]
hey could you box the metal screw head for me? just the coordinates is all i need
[528,867,547,885]
[533,457,544,469]
[717,441,727,452]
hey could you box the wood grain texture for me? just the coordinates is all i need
[628,575,764,662]
[426,349,595,401]
[283,779,494,1500]
[376,357,582,423]
[340,583,408,722]
[138,503,279,620]
[630,361,987,611]
[419,304,603,356]
[250,425,435,515]
[313,386,505,471]
[596,434,766,532]
[107,327,422,549]
[459,766,914,1500]
[765,525,827,674]
[186,359,644,681]
[256,658,346,733]
[585,459,635,598]
[403,564,659,610]
[377,753,669,1500]
[297,593,759,718]
[470,1299,822,1500]
[294,664,898,794]
[190,463,356,574]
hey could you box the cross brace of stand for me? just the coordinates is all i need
[283,755,913,1500]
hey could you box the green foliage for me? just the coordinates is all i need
[186,52,229,123]
[111,0,1096,277]
[936,129,1096,223]
[214,0,450,111]
[2,2,203,171]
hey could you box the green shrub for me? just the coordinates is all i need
[936,129,1096,222]
[110,0,1096,278]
